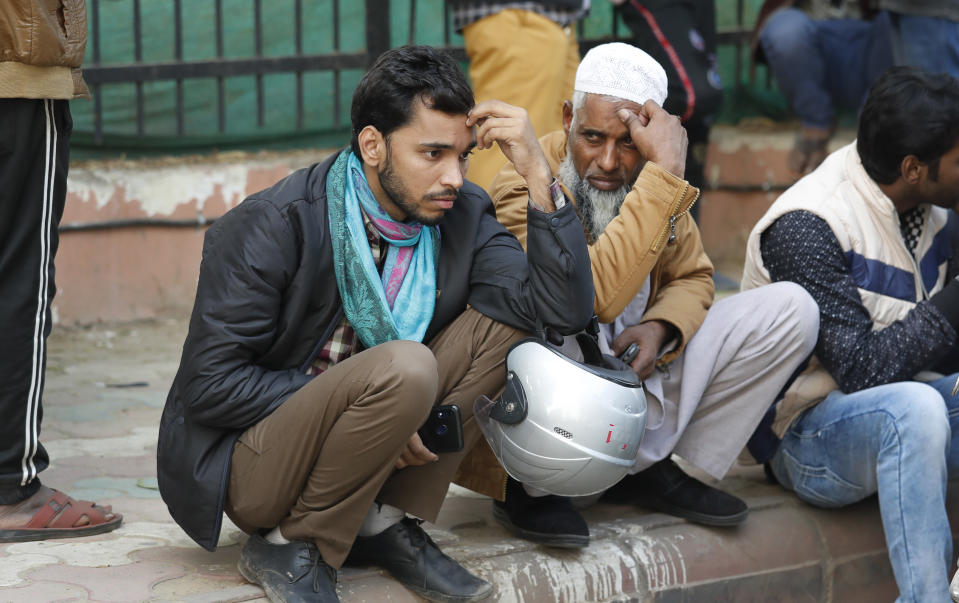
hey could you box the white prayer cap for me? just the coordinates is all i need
[574,42,668,107]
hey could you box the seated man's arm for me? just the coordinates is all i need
[468,197,594,334]
[487,159,543,249]
[592,100,710,329]
[761,210,959,393]
[177,200,313,429]
[607,203,713,377]
[467,101,595,333]
[948,211,959,280]
[490,138,706,325]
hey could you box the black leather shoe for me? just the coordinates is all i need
[603,458,748,526]
[238,533,339,603]
[347,517,492,602]
[492,477,589,548]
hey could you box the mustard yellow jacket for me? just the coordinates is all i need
[453,129,713,500]
[0,0,89,99]
[492,130,712,361]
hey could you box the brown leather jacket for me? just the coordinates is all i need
[453,129,713,500]
[0,0,89,99]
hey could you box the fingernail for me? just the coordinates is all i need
[617,109,629,120]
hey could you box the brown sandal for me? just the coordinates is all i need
[0,490,122,543]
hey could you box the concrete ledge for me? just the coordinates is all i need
[334,463,941,602]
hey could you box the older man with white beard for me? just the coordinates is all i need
[461,43,821,548]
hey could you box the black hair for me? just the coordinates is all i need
[858,67,959,184]
[350,45,474,158]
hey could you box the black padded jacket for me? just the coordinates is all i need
[156,151,593,551]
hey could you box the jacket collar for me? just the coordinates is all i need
[845,142,899,221]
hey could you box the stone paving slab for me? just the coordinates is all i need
[2,318,954,602]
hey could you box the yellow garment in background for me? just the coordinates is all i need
[462,9,579,190]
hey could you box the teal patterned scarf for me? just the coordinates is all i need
[326,150,439,346]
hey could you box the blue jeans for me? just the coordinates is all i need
[759,8,893,129]
[888,12,959,77]
[771,374,959,602]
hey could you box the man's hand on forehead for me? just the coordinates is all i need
[466,100,546,170]
[466,100,554,206]
[616,100,688,179]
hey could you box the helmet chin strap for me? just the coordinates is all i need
[574,331,605,367]
[536,314,639,377]
[534,315,565,346]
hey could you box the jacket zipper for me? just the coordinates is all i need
[904,243,930,301]
[897,207,930,301]
[652,183,698,253]
[298,307,345,373]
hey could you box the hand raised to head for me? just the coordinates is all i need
[466,100,554,207]
[617,100,688,179]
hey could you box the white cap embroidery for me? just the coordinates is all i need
[575,42,668,107]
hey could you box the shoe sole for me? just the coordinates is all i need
[346,559,493,603]
[492,505,589,549]
[635,495,748,527]
[347,557,492,602]
[0,515,123,543]
[403,582,494,603]
[237,556,291,603]
[237,556,257,586]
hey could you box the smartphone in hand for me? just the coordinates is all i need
[417,404,464,453]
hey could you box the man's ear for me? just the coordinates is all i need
[900,154,923,185]
[357,125,385,168]
[562,100,573,136]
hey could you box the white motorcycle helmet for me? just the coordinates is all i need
[475,334,647,497]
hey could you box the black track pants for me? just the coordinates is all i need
[0,98,72,505]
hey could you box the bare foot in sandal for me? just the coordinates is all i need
[788,126,832,177]
[0,485,122,542]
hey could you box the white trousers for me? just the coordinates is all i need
[633,281,819,478]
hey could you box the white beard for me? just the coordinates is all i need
[558,153,631,241]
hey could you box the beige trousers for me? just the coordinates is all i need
[224,308,525,568]
[463,9,580,190]
[636,282,820,478]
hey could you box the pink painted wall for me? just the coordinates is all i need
[56,150,331,324]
